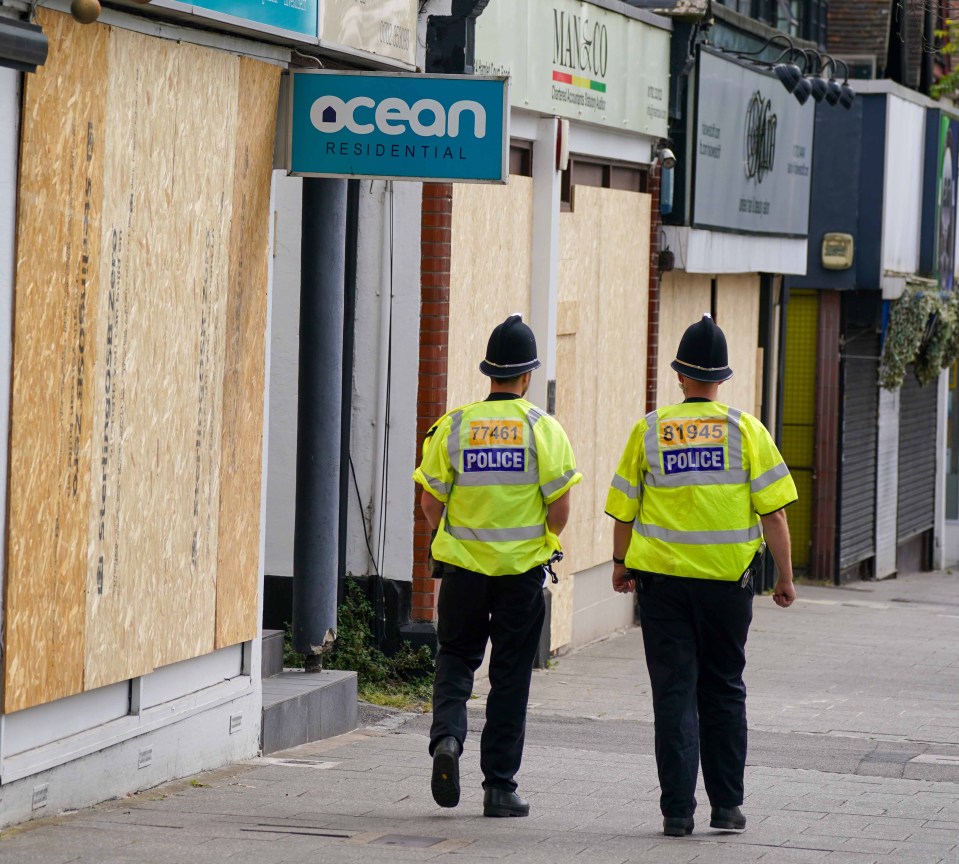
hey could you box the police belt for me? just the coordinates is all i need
[627,542,765,590]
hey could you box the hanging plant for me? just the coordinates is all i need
[880,287,938,390]
[915,292,959,386]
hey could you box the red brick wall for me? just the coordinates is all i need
[646,165,662,413]
[411,183,453,622]
[812,290,841,584]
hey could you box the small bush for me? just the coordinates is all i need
[323,579,435,710]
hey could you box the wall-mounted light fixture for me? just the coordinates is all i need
[715,34,855,110]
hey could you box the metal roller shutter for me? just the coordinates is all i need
[897,369,938,541]
[838,327,879,569]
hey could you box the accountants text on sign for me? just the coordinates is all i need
[288,71,509,183]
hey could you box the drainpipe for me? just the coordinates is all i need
[338,178,359,588]
[293,177,347,671]
[370,181,393,580]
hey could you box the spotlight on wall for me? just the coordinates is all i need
[718,36,855,109]
[838,82,855,109]
[774,61,803,93]
[792,77,812,105]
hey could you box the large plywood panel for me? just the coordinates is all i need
[6,12,274,711]
[216,58,281,648]
[553,186,650,650]
[656,272,712,406]
[716,274,761,416]
[151,40,238,671]
[447,179,533,411]
[84,26,178,690]
[5,10,108,712]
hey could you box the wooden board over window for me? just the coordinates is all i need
[4,10,279,713]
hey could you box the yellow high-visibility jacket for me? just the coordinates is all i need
[414,396,581,576]
[605,400,797,580]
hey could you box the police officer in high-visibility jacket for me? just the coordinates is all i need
[414,314,581,818]
[605,314,797,838]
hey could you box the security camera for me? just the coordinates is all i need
[658,147,676,170]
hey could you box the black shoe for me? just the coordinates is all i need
[483,788,530,817]
[710,805,746,831]
[663,816,694,837]
[431,736,460,808]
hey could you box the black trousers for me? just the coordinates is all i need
[635,573,754,818]
[429,565,546,791]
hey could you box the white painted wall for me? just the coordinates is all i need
[875,386,900,578]
[663,227,808,275]
[264,173,303,577]
[881,96,925,278]
[264,178,421,583]
[346,180,421,582]
[0,68,20,678]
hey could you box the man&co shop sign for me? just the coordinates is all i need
[692,47,814,237]
[285,71,509,182]
[474,0,669,137]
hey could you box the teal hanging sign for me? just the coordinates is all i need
[287,71,509,183]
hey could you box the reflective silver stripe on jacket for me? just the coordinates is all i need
[633,520,763,545]
[611,473,640,499]
[447,404,541,488]
[447,409,464,474]
[445,523,546,542]
[642,410,661,477]
[542,468,578,499]
[750,461,790,493]
[727,408,744,470]
[421,471,451,497]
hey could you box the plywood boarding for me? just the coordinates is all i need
[216,58,281,649]
[4,10,108,711]
[553,186,650,650]
[83,26,180,690]
[715,274,760,417]
[656,272,712,406]
[5,11,275,711]
[447,178,533,412]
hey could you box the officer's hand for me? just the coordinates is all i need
[772,577,796,608]
[612,563,635,594]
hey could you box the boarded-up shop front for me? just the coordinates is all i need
[446,179,534,411]
[4,5,277,743]
[553,184,651,650]
[656,272,762,418]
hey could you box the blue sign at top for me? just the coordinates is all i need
[288,71,509,183]
[191,0,317,38]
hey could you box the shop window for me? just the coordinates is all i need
[509,141,533,177]
[560,157,648,211]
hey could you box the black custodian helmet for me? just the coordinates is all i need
[670,314,734,383]
[479,314,542,379]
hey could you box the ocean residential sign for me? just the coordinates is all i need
[287,71,509,182]
[475,0,669,136]
[692,48,814,237]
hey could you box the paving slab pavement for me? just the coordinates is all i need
[1,570,958,863]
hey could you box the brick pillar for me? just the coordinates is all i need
[646,165,662,413]
[812,290,841,584]
[412,183,453,623]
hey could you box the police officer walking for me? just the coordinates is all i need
[605,314,797,837]
[414,314,581,818]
